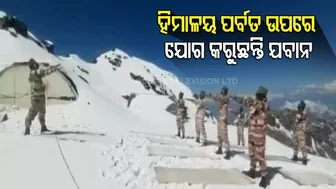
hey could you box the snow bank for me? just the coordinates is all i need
[1,11,336,189]
[0,25,153,137]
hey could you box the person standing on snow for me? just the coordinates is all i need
[230,94,258,164]
[234,86,270,188]
[23,58,62,135]
[206,86,231,159]
[171,92,186,138]
[194,90,208,146]
[291,100,308,165]
[234,106,246,146]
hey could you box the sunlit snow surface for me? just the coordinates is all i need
[0,14,336,189]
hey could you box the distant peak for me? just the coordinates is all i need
[44,40,53,45]
[67,54,82,60]
[59,54,85,62]
[99,48,130,59]
[0,11,6,18]
[114,48,129,57]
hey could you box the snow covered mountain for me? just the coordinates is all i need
[1,10,336,189]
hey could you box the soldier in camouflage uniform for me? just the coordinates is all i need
[234,106,246,146]
[175,92,186,138]
[208,86,231,159]
[291,101,308,165]
[24,58,62,135]
[230,95,254,157]
[232,86,269,188]
[195,90,208,146]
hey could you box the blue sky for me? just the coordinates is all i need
[2,0,336,95]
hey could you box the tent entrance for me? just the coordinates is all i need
[0,63,78,108]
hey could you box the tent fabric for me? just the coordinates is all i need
[0,62,78,108]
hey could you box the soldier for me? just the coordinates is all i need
[230,95,254,158]
[232,86,269,188]
[207,86,230,159]
[24,58,62,135]
[175,92,186,138]
[291,101,308,165]
[234,106,246,146]
[195,90,208,146]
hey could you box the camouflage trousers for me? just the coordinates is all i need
[247,125,252,156]
[25,95,46,129]
[237,125,245,146]
[217,119,230,151]
[176,118,185,135]
[249,125,267,177]
[292,130,307,159]
[195,117,207,141]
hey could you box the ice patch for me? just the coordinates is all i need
[278,169,336,186]
[154,167,255,185]
[147,145,220,159]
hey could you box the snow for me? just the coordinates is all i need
[28,31,40,43]
[0,11,6,18]
[44,40,54,45]
[114,48,130,58]
[0,11,336,189]
[98,48,129,60]
[273,117,292,138]
[0,132,78,189]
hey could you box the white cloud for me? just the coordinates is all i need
[293,80,336,95]
[236,92,284,100]
[268,93,285,100]
[324,80,336,93]
[303,84,318,89]
[283,100,336,116]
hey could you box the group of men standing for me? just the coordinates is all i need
[173,86,309,188]
[18,58,308,188]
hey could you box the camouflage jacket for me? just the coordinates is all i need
[249,99,270,127]
[294,111,307,132]
[234,112,246,127]
[176,99,186,119]
[236,97,269,128]
[211,94,229,120]
[195,99,206,119]
[29,67,58,96]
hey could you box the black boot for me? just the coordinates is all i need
[175,131,180,138]
[302,158,308,165]
[195,137,200,143]
[243,169,256,179]
[259,175,269,188]
[24,128,30,136]
[41,125,50,133]
[215,147,223,154]
[224,150,231,160]
[181,133,185,139]
[291,155,298,161]
[202,141,208,146]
